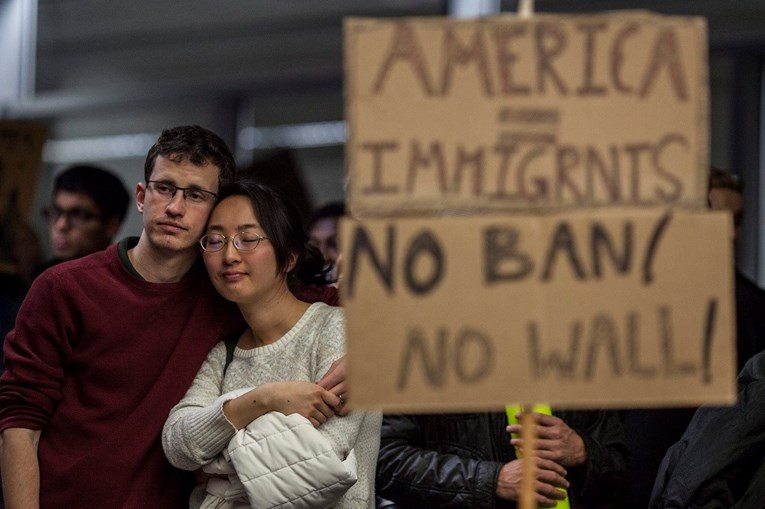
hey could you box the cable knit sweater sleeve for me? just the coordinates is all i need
[162,342,241,471]
[162,303,381,508]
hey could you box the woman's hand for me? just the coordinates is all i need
[266,381,341,427]
[224,381,341,429]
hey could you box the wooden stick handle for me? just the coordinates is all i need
[518,0,534,18]
[519,406,536,509]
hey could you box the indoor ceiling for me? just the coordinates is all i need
[7,0,765,119]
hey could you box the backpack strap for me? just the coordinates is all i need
[223,333,239,375]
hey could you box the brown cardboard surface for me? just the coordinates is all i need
[0,121,47,275]
[345,12,709,217]
[0,121,47,220]
[341,208,736,411]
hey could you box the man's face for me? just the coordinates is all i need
[309,216,339,268]
[47,190,116,261]
[709,187,743,240]
[135,154,220,255]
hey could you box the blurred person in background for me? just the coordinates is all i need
[621,167,765,509]
[307,201,345,285]
[707,167,765,371]
[1,165,129,372]
[35,164,130,275]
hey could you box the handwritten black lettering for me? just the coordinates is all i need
[441,26,494,96]
[642,212,672,285]
[359,136,690,206]
[528,305,707,382]
[653,133,687,202]
[397,327,447,389]
[584,314,623,380]
[346,224,395,298]
[397,326,494,390]
[407,140,448,194]
[610,23,639,95]
[591,221,633,278]
[659,305,696,376]
[541,222,587,281]
[702,299,717,384]
[452,145,485,195]
[639,28,689,101]
[484,226,533,283]
[492,24,531,95]
[536,22,569,95]
[576,21,608,96]
[627,312,658,377]
[404,230,445,295]
[528,321,582,379]
[372,22,435,95]
[361,141,400,195]
[366,20,691,101]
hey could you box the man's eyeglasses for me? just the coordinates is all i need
[199,231,270,252]
[42,206,101,227]
[146,180,217,205]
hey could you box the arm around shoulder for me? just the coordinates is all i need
[1,427,42,509]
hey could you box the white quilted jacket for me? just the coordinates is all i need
[199,410,357,509]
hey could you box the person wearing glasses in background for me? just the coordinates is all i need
[0,165,129,374]
[35,164,130,277]
[0,125,345,509]
[163,179,379,509]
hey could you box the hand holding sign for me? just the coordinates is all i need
[508,413,587,468]
[496,458,569,506]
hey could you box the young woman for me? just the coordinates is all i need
[162,180,380,508]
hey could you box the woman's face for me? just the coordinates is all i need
[202,195,284,304]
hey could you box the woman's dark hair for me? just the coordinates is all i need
[212,179,328,287]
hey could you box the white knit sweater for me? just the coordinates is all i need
[162,302,381,508]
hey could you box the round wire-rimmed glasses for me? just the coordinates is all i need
[199,231,270,252]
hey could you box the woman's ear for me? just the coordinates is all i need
[286,252,298,273]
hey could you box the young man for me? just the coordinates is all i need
[0,125,343,509]
[307,201,344,284]
[41,164,130,270]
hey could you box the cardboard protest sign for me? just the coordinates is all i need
[0,121,47,274]
[345,12,708,216]
[341,208,735,411]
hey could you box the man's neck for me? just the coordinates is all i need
[128,233,198,283]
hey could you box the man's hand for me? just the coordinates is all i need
[317,355,349,416]
[496,458,569,507]
[224,381,340,429]
[264,381,340,427]
[507,412,587,467]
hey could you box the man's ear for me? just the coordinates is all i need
[135,182,146,213]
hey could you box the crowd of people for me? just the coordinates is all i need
[0,124,762,508]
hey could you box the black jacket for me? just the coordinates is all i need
[376,410,629,508]
[649,352,765,508]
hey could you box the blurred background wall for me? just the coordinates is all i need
[1,0,765,284]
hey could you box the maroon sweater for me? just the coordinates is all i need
[0,239,337,508]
